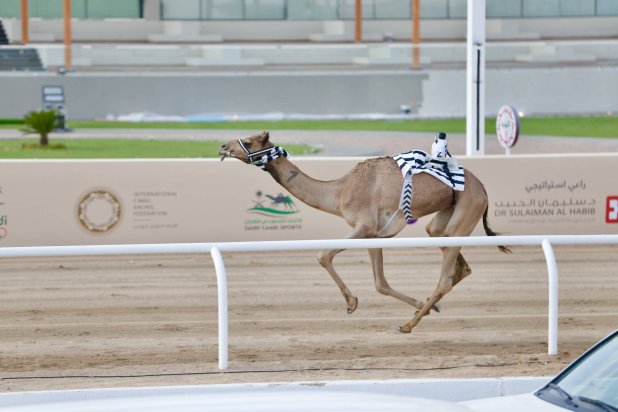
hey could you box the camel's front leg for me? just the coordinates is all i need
[368,248,440,312]
[317,247,357,314]
[317,224,373,314]
[398,246,462,333]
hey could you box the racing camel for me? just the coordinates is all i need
[219,131,509,333]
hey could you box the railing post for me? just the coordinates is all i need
[210,246,229,370]
[541,238,558,356]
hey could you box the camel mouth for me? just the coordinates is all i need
[218,149,233,161]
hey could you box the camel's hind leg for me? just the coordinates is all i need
[368,248,429,311]
[426,208,473,289]
[317,224,373,314]
[399,201,482,333]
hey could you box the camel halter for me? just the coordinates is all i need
[238,139,288,170]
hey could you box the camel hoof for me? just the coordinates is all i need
[431,303,441,313]
[347,297,358,314]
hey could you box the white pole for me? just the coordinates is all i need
[466,0,486,156]
[210,246,229,370]
[541,238,558,356]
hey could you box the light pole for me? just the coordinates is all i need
[20,0,29,44]
[63,0,72,70]
[466,0,486,155]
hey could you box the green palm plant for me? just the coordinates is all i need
[22,109,58,146]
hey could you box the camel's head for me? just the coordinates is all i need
[218,131,274,164]
[219,131,288,170]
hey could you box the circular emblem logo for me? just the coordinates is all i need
[496,105,520,149]
[77,190,122,233]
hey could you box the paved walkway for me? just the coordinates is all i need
[2,128,617,156]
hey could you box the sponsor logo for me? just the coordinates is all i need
[131,191,179,231]
[496,105,520,150]
[248,191,299,217]
[493,179,597,224]
[77,190,122,233]
[606,196,618,223]
[245,191,302,232]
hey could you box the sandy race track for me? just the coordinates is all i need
[1,244,616,392]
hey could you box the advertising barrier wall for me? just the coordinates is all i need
[0,154,616,247]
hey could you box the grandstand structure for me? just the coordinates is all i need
[0,0,617,120]
[2,0,618,65]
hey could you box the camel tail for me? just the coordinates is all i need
[482,204,512,254]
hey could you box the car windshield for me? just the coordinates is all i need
[538,333,618,411]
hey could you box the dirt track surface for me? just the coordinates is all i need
[1,245,616,392]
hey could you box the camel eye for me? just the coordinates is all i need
[243,140,252,147]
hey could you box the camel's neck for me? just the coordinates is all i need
[264,157,344,216]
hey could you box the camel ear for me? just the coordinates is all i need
[260,131,270,144]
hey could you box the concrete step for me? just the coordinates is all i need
[0,48,44,71]
[0,19,9,45]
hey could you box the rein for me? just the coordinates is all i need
[238,139,288,170]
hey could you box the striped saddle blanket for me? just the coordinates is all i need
[392,150,465,223]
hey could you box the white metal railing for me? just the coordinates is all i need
[2,234,617,370]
